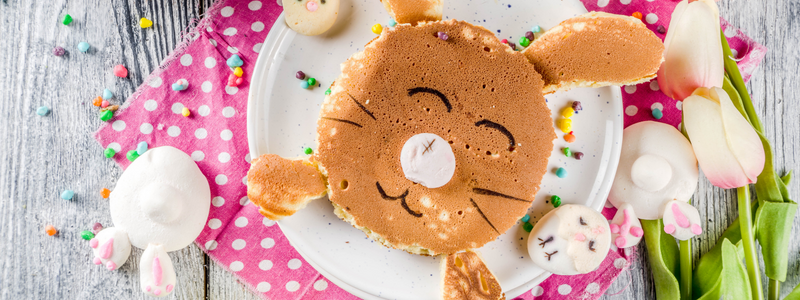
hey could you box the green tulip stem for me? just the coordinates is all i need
[739,185,764,300]
[721,30,763,134]
[769,279,780,300]
[679,239,692,300]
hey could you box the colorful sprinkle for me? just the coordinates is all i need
[563,147,572,157]
[652,108,663,120]
[325,88,331,95]
[99,110,114,121]
[574,152,584,160]
[657,25,667,34]
[307,77,317,86]
[139,17,153,28]
[525,31,535,41]
[507,41,516,50]
[518,36,530,47]
[104,147,116,158]
[53,46,65,56]
[81,230,95,240]
[500,39,508,44]
[561,107,575,118]
[557,118,572,133]
[300,81,310,89]
[61,190,75,200]
[127,150,140,162]
[632,12,642,20]
[91,96,102,107]
[227,74,244,87]
[371,23,383,35]
[304,147,313,155]
[100,188,111,199]
[182,107,191,117]
[234,67,244,78]
[389,18,397,27]
[564,133,576,143]
[522,222,533,232]
[572,101,583,111]
[296,71,306,80]
[63,14,73,25]
[45,225,58,236]
[172,79,189,91]
[92,222,104,234]
[521,214,530,222]
[113,65,128,78]
[36,106,50,116]
[77,42,90,53]
[437,31,449,41]
[226,54,244,68]
[101,101,110,108]
[556,167,568,178]
[102,89,113,100]
[551,195,562,208]
[531,25,541,33]
[136,141,148,156]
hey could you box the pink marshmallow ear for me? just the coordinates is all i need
[664,224,676,234]
[153,257,163,286]
[691,224,703,235]
[93,257,102,265]
[99,238,114,259]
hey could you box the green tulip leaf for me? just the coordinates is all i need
[695,239,753,300]
[642,219,681,300]
[693,218,744,296]
[754,201,798,281]
[784,282,800,300]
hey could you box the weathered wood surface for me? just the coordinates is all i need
[0,0,797,299]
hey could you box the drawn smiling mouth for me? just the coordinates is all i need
[375,182,422,218]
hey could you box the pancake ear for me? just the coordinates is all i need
[380,0,443,26]
[523,12,664,94]
[247,154,328,220]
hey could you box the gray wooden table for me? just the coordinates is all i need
[1,0,797,299]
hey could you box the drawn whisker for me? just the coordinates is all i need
[348,94,376,120]
[321,117,363,128]
[470,198,499,234]
[472,188,531,202]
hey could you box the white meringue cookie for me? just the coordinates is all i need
[400,133,456,189]
[528,205,611,275]
[608,121,699,220]
[661,200,703,240]
[609,203,643,248]
[140,244,177,297]
[283,0,340,36]
[90,227,131,271]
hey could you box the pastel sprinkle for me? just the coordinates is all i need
[437,31,449,41]
[36,106,50,116]
[389,18,397,27]
[45,225,57,236]
[127,150,140,162]
[226,54,244,68]
[557,118,572,133]
[325,88,331,95]
[104,147,116,158]
[182,107,191,117]
[563,147,572,157]
[531,25,541,33]
[100,188,111,199]
[573,152,584,160]
[99,110,114,121]
[572,101,583,111]
[171,79,189,91]
[556,167,568,178]
[227,74,244,87]
[551,195,562,207]
[81,230,95,240]
[52,46,65,56]
[234,67,244,77]
[307,77,317,86]
[522,222,533,232]
[296,71,306,80]
[92,222,104,234]
[62,14,73,25]
[652,108,663,120]
[102,89,113,100]
[507,41,516,50]
[61,190,75,200]
[77,42,90,53]
[136,141,148,156]
[371,23,383,35]
[524,31,534,41]
[632,12,642,20]
[561,107,575,118]
[139,17,153,28]
[521,214,530,222]
[500,39,508,44]
[564,133,576,143]
[304,147,313,155]
[300,81,310,89]
[518,36,530,47]
[657,25,667,34]
[113,65,128,78]
[101,101,109,108]
[92,96,102,107]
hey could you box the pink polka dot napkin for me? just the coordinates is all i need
[94,0,765,299]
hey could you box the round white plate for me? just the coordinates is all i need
[247,0,623,299]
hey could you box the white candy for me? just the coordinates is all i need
[661,200,703,240]
[110,146,211,251]
[608,121,699,220]
[609,203,643,248]
[283,0,340,36]
[528,205,611,275]
[140,244,177,297]
[90,227,131,271]
[400,133,456,189]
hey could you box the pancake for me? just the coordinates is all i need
[441,250,505,300]
[247,154,328,220]
[523,12,664,94]
[380,0,443,25]
[316,20,555,255]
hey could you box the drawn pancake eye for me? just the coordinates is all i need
[407,87,452,112]
[321,0,326,3]
[474,119,516,152]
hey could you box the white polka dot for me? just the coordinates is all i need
[240,196,250,206]
[222,107,236,118]
[232,239,246,250]
[216,174,228,185]
[245,153,252,163]
[201,81,213,93]
[256,282,271,292]
[227,46,239,54]
[531,286,544,296]
[205,240,218,250]
[112,120,126,131]
[251,21,265,32]
[586,282,600,294]
[261,238,275,249]
[624,85,637,94]
[724,26,737,38]
[263,218,276,227]
[619,0,631,4]
[285,281,300,292]
[192,150,205,161]
[171,102,185,114]
[229,261,244,272]
[180,54,193,66]
[731,49,739,59]
[225,86,239,95]
[233,217,248,228]
[195,128,208,139]
[220,129,233,141]
[242,176,248,185]
[558,284,572,295]
[198,105,211,116]
[287,258,302,269]
[218,152,231,163]
[645,13,658,24]
[614,257,627,269]
[107,142,122,152]
[313,279,328,291]
[223,27,238,36]
[625,105,638,116]
[209,38,217,47]
[212,196,225,207]
[140,123,154,134]
[208,218,222,229]
[650,80,660,91]
[597,0,609,7]
[144,99,158,111]
[220,6,234,17]
[676,101,683,111]
[253,43,263,53]
[276,0,282,6]
[166,126,180,137]
[206,27,213,32]
[205,57,217,68]
[249,1,263,10]
[259,260,273,270]
[148,77,163,88]
[651,102,664,111]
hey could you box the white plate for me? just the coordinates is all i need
[247,0,623,299]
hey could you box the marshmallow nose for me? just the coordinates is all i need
[306,1,318,11]
[631,154,673,192]
[400,133,456,189]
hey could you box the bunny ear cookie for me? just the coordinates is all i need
[247,154,328,220]
[441,250,505,300]
[523,12,664,94]
[381,0,443,25]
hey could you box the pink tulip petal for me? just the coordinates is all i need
[715,88,765,182]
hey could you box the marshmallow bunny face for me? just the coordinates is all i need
[528,205,611,275]
[283,0,340,35]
